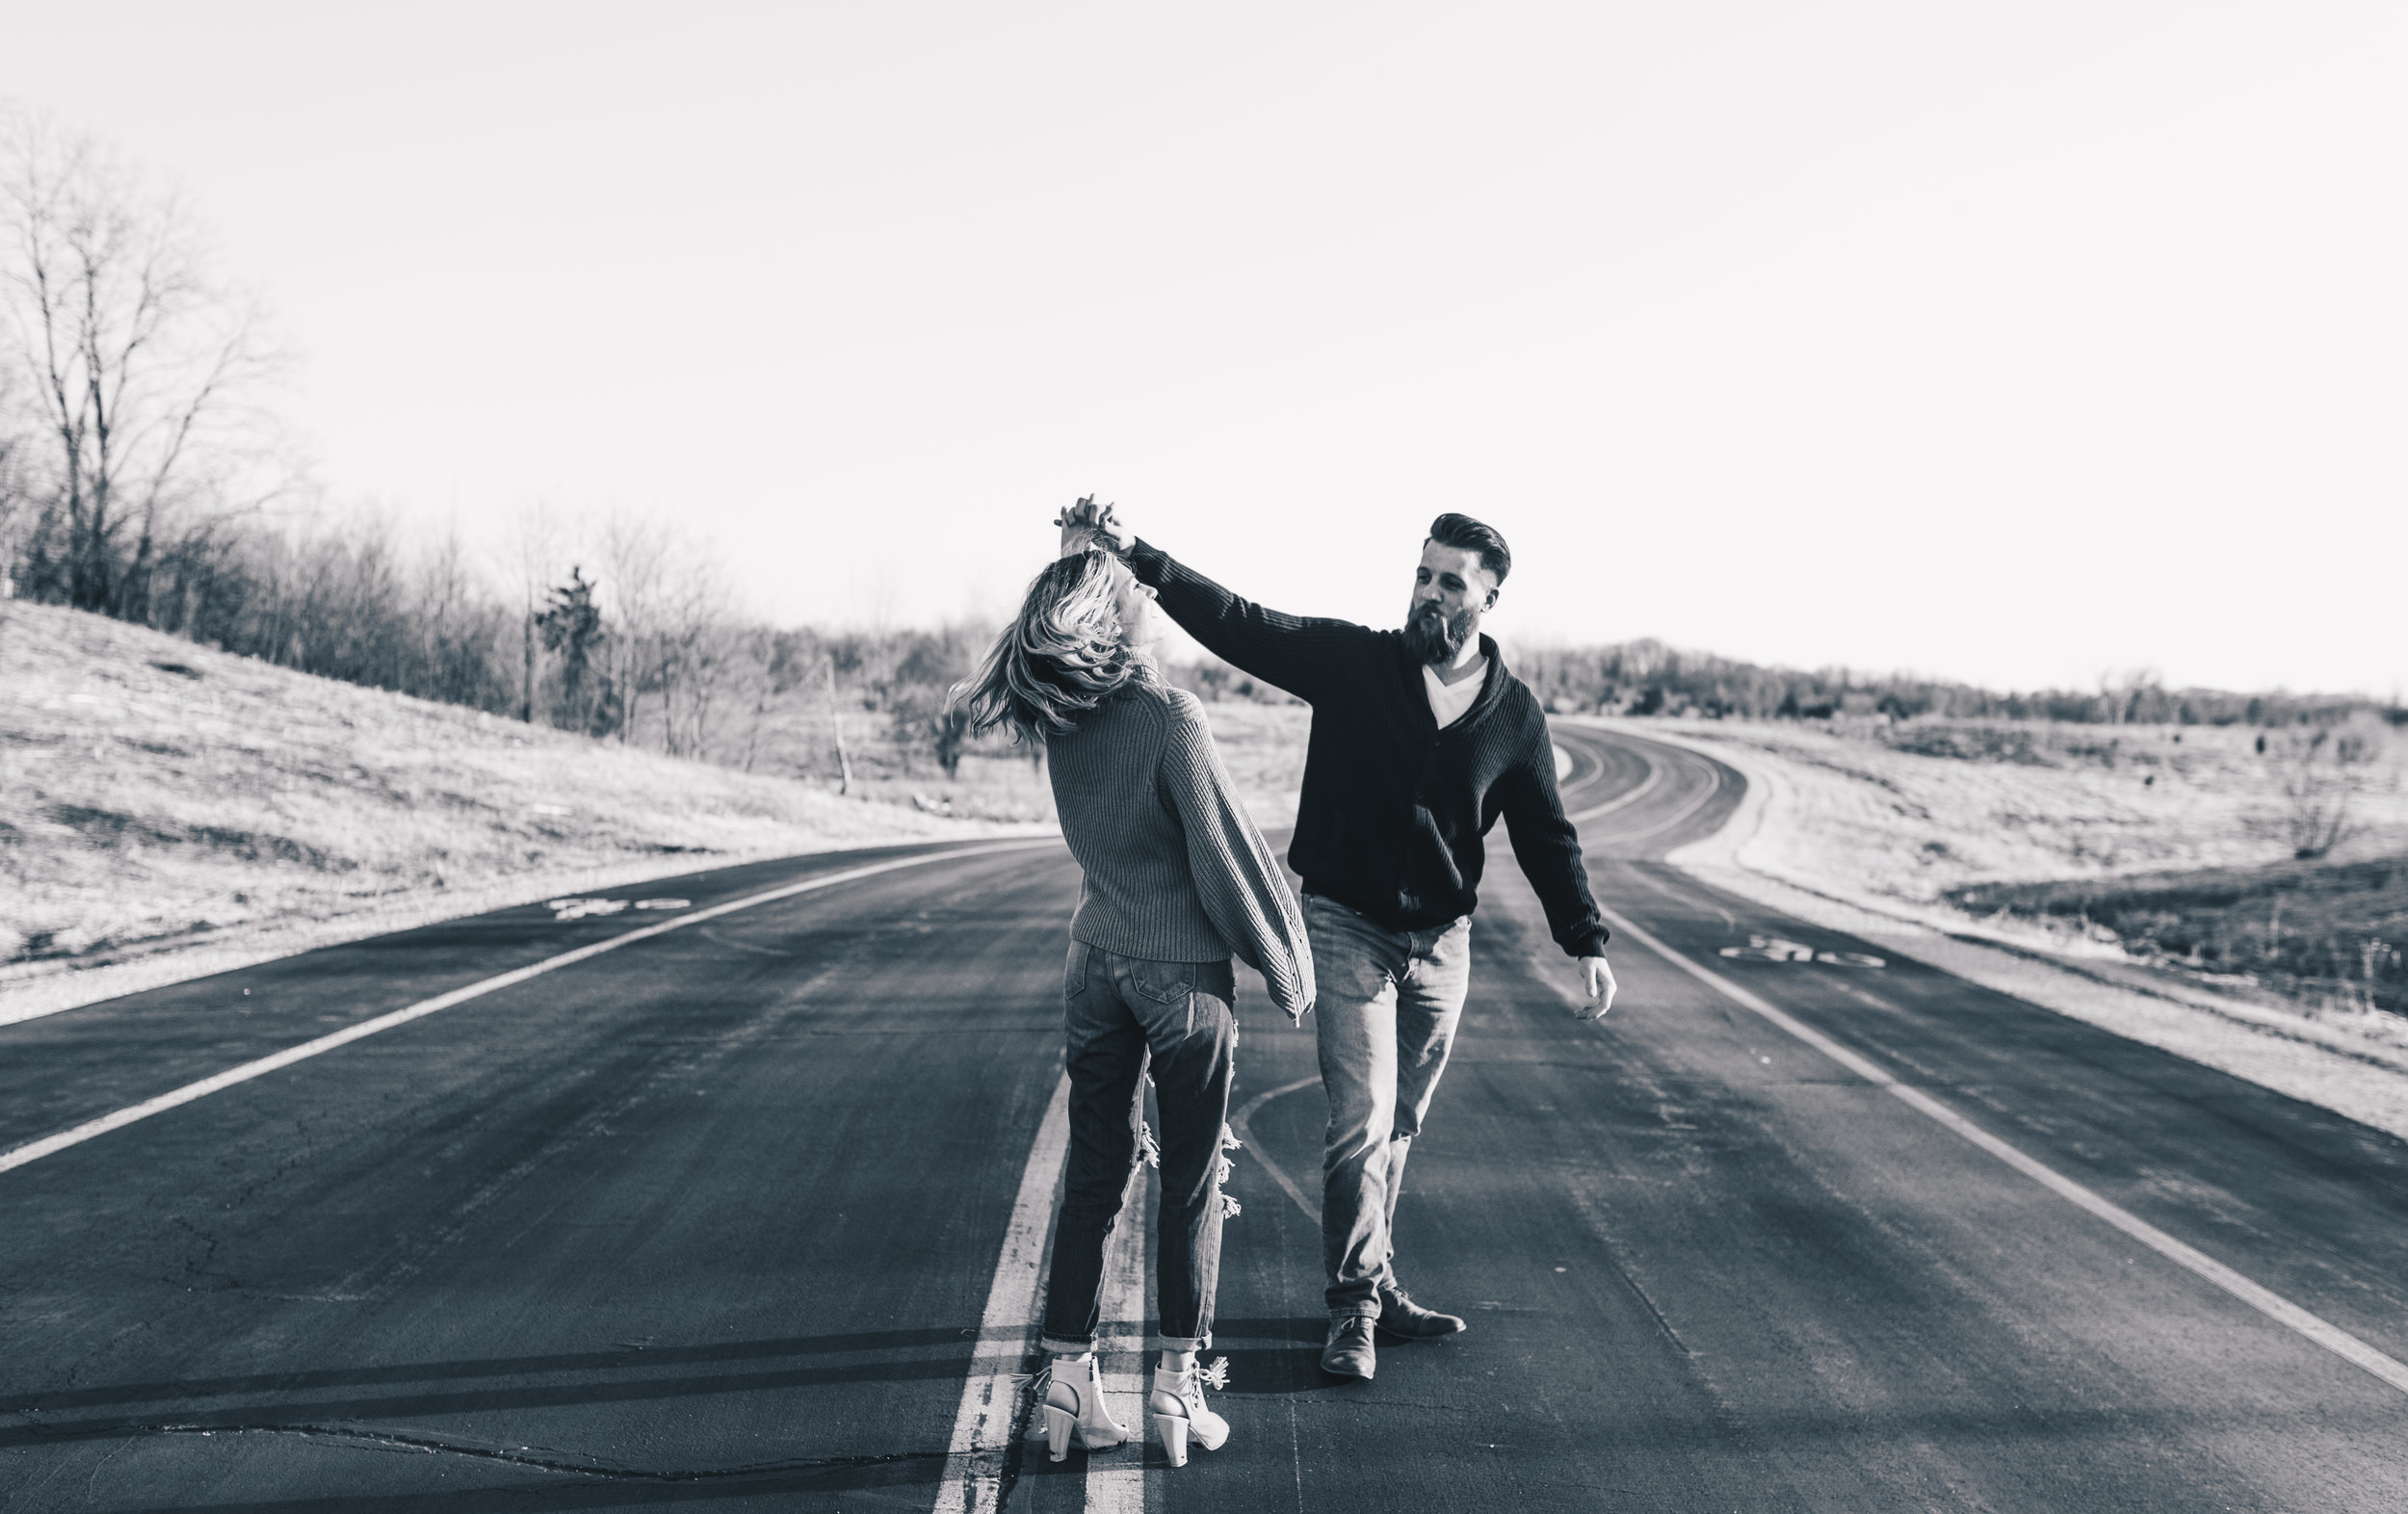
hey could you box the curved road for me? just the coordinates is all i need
[3,723,2405,1511]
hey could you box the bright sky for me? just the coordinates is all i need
[6,2,2401,695]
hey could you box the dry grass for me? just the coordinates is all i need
[1663,717,2408,909]
[0,600,1020,988]
[1187,701,1312,830]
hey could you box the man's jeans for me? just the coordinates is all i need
[1306,894,1473,1319]
[1039,942,1238,1354]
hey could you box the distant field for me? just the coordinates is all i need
[845,695,1313,831]
[1,601,1008,988]
[1187,700,1312,829]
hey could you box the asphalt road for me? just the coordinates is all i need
[5,723,2406,1512]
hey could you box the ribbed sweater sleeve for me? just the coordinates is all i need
[1499,717,1612,958]
[1158,696,1317,1022]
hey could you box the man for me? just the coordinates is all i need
[1062,499,1617,1381]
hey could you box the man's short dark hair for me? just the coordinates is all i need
[1427,513,1510,586]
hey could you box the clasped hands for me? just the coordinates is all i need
[1055,495,1135,559]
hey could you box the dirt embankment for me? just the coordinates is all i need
[2,601,1026,1018]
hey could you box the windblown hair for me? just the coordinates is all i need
[1427,512,1511,586]
[953,551,1154,744]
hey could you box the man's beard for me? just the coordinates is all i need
[1402,601,1478,666]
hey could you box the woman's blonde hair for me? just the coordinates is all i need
[954,551,1154,743]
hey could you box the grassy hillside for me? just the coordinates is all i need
[1,600,1011,991]
[1668,718,2408,904]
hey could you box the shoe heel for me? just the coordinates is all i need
[1155,1412,1190,1468]
[1044,1404,1075,1462]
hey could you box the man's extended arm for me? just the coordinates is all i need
[1499,741,1619,1016]
[1122,538,1367,705]
[1059,501,1365,703]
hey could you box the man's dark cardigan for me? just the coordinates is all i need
[1128,539,1610,959]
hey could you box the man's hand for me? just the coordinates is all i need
[1054,494,1134,557]
[1572,953,1617,1021]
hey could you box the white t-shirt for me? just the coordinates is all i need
[1423,658,1487,729]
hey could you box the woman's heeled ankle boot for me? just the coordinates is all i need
[1035,1352,1129,1461]
[1148,1362,1230,1468]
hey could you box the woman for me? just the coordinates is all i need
[955,522,1314,1468]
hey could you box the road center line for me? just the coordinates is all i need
[0,841,1058,1178]
[1086,1161,1151,1513]
[1566,746,1661,822]
[934,1068,1071,1514]
[1599,903,2408,1398]
[1592,755,1721,842]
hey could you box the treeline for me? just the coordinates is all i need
[1511,640,2402,729]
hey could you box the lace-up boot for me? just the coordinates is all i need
[1032,1353,1129,1461]
[1148,1360,1232,1467]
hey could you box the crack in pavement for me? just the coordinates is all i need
[137,1422,950,1482]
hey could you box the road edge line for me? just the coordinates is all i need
[1598,902,2408,1399]
[0,842,1057,1178]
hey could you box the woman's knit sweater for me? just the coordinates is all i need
[1046,681,1315,1022]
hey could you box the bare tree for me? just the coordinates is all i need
[593,511,746,759]
[0,358,26,599]
[825,656,854,796]
[408,515,513,709]
[595,512,672,745]
[2267,718,2388,860]
[661,553,738,759]
[498,502,571,724]
[0,105,284,622]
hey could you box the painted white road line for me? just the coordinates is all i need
[1598,903,2408,1399]
[933,1068,1071,1514]
[1230,1076,1323,1224]
[1591,753,1721,842]
[1087,1160,1152,1513]
[1566,746,1661,823]
[0,841,1057,1178]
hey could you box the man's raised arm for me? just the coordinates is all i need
[1066,499,1364,705]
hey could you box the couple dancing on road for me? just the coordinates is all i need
[955,499,1618,1468]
